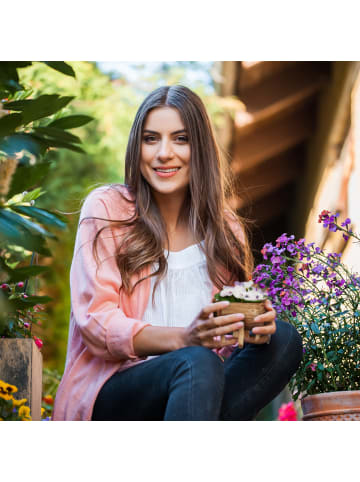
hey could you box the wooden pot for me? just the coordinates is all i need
[301,390,360,421]
[217,301,267,348]
[0,338,43,421]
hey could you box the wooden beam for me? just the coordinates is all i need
[231,103,315,174]
[229,148,302,209]
[235,62,329,135]
[238,61,296,90]
[238,186,294,226]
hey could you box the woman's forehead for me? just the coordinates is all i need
[144,106,185,132]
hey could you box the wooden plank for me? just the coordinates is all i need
[0,338,43,420]
[232,103,315,174]
[235,63,329,134]
[229,149,302,209]
[238,61,296,90]
[238,186,293,226]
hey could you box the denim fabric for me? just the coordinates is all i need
[91,320,303,421]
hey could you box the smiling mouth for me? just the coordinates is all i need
[153,167,181,173]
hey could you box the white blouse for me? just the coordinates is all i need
[118,240,214,370]
[143,240,213,328]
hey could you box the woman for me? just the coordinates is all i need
[53,85,303,421]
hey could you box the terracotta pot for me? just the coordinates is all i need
[217,301,266,347]
[301,390,360,421]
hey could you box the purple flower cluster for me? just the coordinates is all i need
[318,210,353,241]
[252,213,360,319]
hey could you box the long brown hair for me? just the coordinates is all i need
[85,85,254,305]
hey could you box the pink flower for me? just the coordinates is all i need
[17,281,24,288]
[278,401,297,421]
[1,283,10,290]
[22,293,28,298]
[309,363,316,371]
[23,322,30,329]
[33,336,43,350]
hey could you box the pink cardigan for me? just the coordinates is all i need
[52,184,243,421]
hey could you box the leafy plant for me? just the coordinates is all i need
[0,61,93,345]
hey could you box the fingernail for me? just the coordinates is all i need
[222,301,230,305]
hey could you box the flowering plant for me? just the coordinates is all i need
[252,211,360,400]
[0,379,32,421]
[213,280,267,303]
[0,280,46,348]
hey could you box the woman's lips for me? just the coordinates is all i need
[153,168,181,178]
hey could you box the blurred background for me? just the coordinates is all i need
[2,60,360,419]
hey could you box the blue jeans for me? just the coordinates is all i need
[91,320,303,420]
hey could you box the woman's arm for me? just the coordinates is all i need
[70,187,151,362]
[133,300,245,356]
[133,326,186,356]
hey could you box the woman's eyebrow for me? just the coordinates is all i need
[143,129,187,135]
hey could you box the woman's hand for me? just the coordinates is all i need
[181,301,245,349]
[244,299,277,345]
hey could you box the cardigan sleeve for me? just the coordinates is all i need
[69,187,151,362]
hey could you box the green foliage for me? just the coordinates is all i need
[0,61,91,352]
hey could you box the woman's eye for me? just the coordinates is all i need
[143,135,156,142]
[177,135,188,142]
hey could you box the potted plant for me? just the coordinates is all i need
[213,280,268,347]
[252,210,360,420]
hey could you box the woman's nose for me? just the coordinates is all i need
[157,139,174,160]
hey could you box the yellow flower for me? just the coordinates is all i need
[12,398,27,407]
[0,380,18,395]
[41,407,45,416]
[0,391,14,401]
[19,405,31,421]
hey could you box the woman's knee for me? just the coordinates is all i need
[273,319,303,370]
[173,346,225,386]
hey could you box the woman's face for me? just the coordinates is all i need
[140,106,191,198]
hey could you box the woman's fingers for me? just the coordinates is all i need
[199,301,230,319]
[201,321,244,339]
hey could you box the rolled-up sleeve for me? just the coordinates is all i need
[70,188,150,361]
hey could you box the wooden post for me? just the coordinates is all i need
[0,339,43,420]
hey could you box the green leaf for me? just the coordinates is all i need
[0,208,57,239]
[0,113,24,137]
[11,205,67,230]
[8,295,53,310]
[21,187,47,203]
[33,126,82,144]
[3,95,75,123]
[3,265,50,283]
[0,62,31,93]
[48,115,93,129]
[7,162,51,198]
[42,61,76,78]
[30,134,86,153]
[0,209,52,256]
[311,322,320,334]
[0,133,47,158]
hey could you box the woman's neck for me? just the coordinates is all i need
[152,189,189,234]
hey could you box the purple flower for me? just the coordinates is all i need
[341,218,351,227]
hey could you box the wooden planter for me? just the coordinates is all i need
[301,391,360,420]
[0,338,43,421]
[217,301,266,347]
